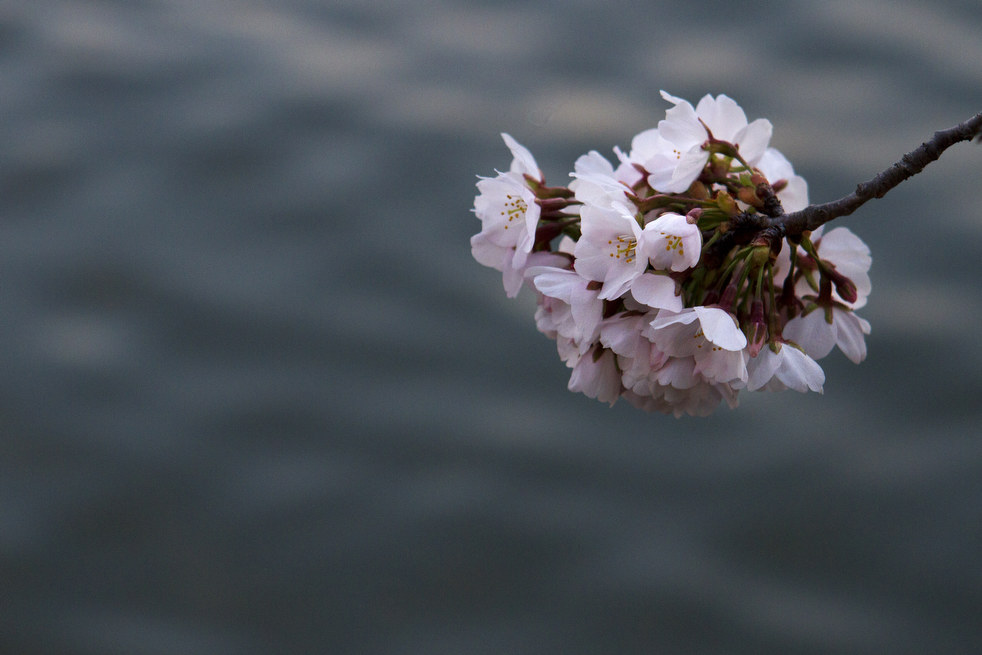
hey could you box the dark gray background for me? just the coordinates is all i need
[2,1,981,653]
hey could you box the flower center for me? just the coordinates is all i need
[607,235,637,263]
[500,194,527,230]
[661,233,685,256]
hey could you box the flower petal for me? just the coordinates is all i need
[693,306,747,351]
[734,118,773,163]
[630,273,683,312]
[834,309,871,364]
[775,345,825,393]
[501,133,540,178]
[783,309,836,360]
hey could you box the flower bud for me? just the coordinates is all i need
[826,267,859,304]
[534,221,565,244]
[749,244,772,269]
[688,180,710,200]
[747,298,768,357]
[716,191,739,216]
[737,186,763,208]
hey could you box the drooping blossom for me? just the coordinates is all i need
[470,92,873,415]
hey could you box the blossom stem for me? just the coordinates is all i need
[770,110,982,235]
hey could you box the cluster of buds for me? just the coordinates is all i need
[471,92,871,416]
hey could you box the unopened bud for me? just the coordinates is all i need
[718,273,741,311]
[716,191,739,216]
[685,208,703,224]
[534,221,564,243]
[749,244,772,268]
[737,186,762,208]
[826,267,859,304]
[688,181,710,200]
[747,299,767,357]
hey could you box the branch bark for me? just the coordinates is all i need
[770,111,982,236]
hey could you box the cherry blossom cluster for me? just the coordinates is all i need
[471,92,871,416]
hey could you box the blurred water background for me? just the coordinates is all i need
[2,1,982,653]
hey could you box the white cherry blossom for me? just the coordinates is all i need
[527,265,604,353]
[649,91,773,193]
[568,347,621,405]
[641,211,702,272]
[613,127,683,188]
[645,307,749,385]
[573,200,649,300]
[469,93,874,415]
[756,147,809,212]
[812,226,872,309]
[747,341,825,393]
[471,234,567,298]
[472,134,542,272]
[783,305,871,364]
[570,150,633,207]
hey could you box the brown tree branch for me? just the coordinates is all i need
[769,111,982,236]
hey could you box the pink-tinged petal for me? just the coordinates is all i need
[733,118,773,163]
[600,313,649,359]
[502,263,525,298]
[470,232,509,270]
[653,356,699,389]
[693,347,747,385]
[693,306,747,351]
[630,273,683,311]
[834,310,870,364]
[568,349,621,405]
[501,133,539,178]
[783,309,836,359]
[568,295,603,343]
[644,314,698,358]
[529,267,602,343]
[524,250,571,271]
[528,267,580,302]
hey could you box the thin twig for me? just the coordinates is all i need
[770,111,982,236]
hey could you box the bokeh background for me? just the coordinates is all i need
[2,1,981,653]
